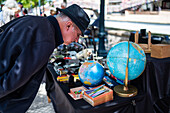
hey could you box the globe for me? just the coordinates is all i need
[78,61,105,86]
[106,41,146,81]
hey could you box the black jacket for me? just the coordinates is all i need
[0,15,63,113]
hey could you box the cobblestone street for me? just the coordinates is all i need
[26,83,55,113]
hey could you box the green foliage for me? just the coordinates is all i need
[0,0,6,4]
[16,0,47,8]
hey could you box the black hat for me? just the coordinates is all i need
[57,4,90,36]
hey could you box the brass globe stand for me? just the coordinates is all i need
[114,41,137,97]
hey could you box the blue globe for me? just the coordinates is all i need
[107,41,146,81]
[78,61,105,86]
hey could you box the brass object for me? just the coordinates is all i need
[124,41,130,89]
[114,85,137,97]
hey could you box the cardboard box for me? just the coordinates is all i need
[83,85,113,106]
[151,44,170,58]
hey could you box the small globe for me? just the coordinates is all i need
[78,61,105,86]
[107,41,146,81]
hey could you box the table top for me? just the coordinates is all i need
[46,54,170,113]
[47,64,146,112]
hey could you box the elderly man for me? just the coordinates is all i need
[0,4,90,113]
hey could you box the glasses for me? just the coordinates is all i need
[73,24,82,40]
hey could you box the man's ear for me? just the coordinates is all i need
[66,21,73,30]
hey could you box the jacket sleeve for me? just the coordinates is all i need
[0,41,54,98]
[0,17,56,98]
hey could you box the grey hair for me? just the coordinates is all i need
[56,12,71,22]
[56,12,77,30]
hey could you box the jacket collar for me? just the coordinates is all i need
[47,16,64,48]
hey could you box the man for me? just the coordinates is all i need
[17,2,24,17]
[0,4,90,113]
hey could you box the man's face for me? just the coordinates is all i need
[62,21,82,45]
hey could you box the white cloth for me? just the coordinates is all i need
[4,0,18,9]
[0,0,19,27]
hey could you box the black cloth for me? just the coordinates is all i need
[46,54,170,113]
[144,54,170,113]
[0,15,63,113]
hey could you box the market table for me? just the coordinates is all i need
[45,54,170,113]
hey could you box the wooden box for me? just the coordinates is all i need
[151,44,170,58]
[83,85,113,106]
[134,31,152,53]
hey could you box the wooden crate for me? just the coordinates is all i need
[134,31,152,53]
[151,44,170,58]
[134,31,170,58]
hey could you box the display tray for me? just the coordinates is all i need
[83,85,113,106]
[68,86,86,100]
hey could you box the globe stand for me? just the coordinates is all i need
[114,85,137,97]
[114,41,138,97]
